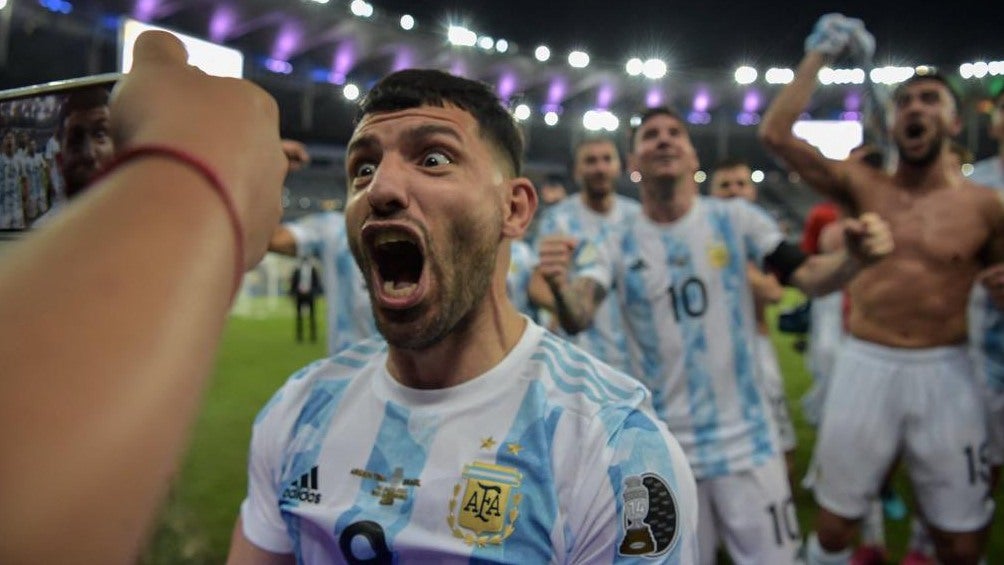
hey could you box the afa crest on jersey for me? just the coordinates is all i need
[707,241,730,269]
[447,461,523,546]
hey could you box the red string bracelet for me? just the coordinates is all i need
[92,144,245,300]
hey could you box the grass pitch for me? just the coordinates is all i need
[140,294,1002,563]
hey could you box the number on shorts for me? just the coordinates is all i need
[963,441,990,485]
[766,496,800,546]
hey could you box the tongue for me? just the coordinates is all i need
[383,280,418,297]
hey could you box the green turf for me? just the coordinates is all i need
[140,294,1003,563]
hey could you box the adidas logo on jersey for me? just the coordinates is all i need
[282,466,322,504]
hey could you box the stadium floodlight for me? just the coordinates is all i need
[349,0,373,18]
[642,58,667,80]
[495,39,509,53]
[478,36,494,51]
[734,66,757,85]
[751,170,765,183]
[765,67,794,84]
[626,58,643,76]
[343,83,360,101]
[534,45,551,62]
[513,104,532,121]
[568,50,590,69]
[447,25,477,47]
[544,111,559,126]
[399,14,414,30]
[694,171,707,183]
[583,109,619,132]
[871,66,914,85]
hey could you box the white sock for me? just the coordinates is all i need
[805,532,852,565]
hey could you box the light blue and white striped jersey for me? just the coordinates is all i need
[241,321,698,563]
[286,212,377,355]
[578,197,784,479]
[0,153,25,229]
[967,158,1004,463]
[534,195,641,374]
[507,239,539,321]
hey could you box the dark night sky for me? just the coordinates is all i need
[372,0,1000,71]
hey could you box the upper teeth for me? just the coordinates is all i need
[374,231,413,246]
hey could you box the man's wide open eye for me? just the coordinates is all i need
[421,151,452,167]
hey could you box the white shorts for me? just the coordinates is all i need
[696,455,800,565]
[756,334,796,451]
[810,337,995,532]
[801,292,844,427]
[969,286,1004,465]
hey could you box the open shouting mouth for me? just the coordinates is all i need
[362,224,428,309]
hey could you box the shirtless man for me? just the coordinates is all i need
[760,13,1004,565]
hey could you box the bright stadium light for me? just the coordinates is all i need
[694,171,707,183]
[583,109,619,132]
[765,67,794,84]
[349,0,373,18]
[544,111,559,126]
[568,50,590,69]
[343,83,360,100]
[477,35,494,50]
[626,58,644,76]
[534,45,551,62]
[513,103,531,121]
[399,14,415,30]
[447,25,477,47]
[734,66,757,85]
[751,170,765,183]
[871,66,914,85]
[495,39,509,53]
[642,58,667,80]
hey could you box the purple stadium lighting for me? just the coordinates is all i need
[134,0,158,21]
[688,91,712,125]
[694,90,710,112]
[742,89,760,113]
[547,78,566,106]
[596,83,614,109]
[736,89,761,126]
[329,41,355,83]
[209,6,236,43]
[646,87,662,108]
[497,72,517,101]
[842,91,862,121]
[272,22,302,61]
[391,47,414,72]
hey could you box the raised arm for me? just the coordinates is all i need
[536,234,606,334]
[786,212,893,296]
[0,31,285,564]
[759,14,873,202]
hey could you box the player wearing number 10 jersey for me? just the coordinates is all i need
[537,106,893,565]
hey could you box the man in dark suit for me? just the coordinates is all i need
[290,254,322,343]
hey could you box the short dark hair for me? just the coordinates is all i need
[629,106,686,152]
[711,157,750,175]
[893,72,962,113]
[357,69,524,176]
[58,86,109,135]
